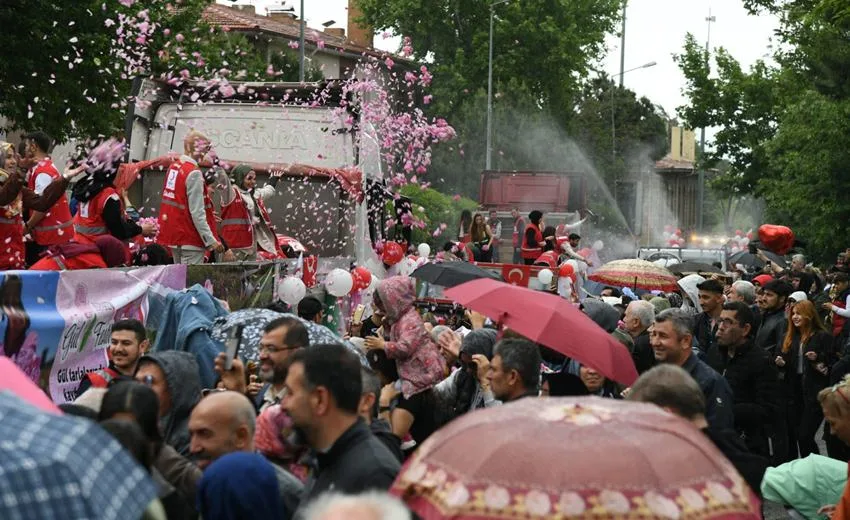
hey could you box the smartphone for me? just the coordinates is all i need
[224,324,244,371]
[352,304,365,325]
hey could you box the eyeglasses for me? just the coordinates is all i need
[259,345,301,355]
[716,318,739,327]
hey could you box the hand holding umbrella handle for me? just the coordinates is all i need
[471,354,491,386]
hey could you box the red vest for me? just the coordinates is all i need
[534,250,559,269]
[520,223,543,260]
[0,203,25,270]
[86,367,121,388]
[27,159,73,246]
[29,252,108,271]
[74,187,120,244]
[157,159,217,248]
[219,191,253,248]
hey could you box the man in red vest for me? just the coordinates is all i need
[157,131,224,264]
[520,210,544,266]
[22,131,74,265]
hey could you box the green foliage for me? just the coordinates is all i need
[390,185,478,247]
[357,0,651,204]
[675,1,850,260]
[0,1,310,143]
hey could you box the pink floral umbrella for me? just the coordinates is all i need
[391,397,760,520]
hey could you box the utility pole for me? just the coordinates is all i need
[618,1,627,87]
[697,9,715,232]
[299,0,305,82]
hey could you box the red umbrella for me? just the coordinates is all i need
[392,397,761,520]
[444,279,638,386]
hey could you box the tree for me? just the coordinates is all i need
[0,1,306,142]
[356,0,625,202]
[675,1,850,260]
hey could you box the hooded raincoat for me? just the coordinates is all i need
[139,351,202,456]
[678,274,706,315]
[376,276,446,398]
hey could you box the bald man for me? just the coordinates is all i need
[303,492,411,520]
[156,391,303,515]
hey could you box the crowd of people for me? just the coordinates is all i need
[6,130,850,517]
[0,130,291,271]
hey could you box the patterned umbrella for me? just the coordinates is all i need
[0,392,157,520]
[589,258,679,291]
[210,309,366,365]
[392,397,760,520]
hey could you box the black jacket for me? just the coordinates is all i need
[682,353,735,431]
[301,418,400,504]
[755,308,787,356]
[777,330,833,403]
[693,312,718,355]
[705,338,781,454]
[703,427,769,497]
[631,329,655,374]
[369,419,404,463]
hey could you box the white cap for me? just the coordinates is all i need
[789,291,808,303]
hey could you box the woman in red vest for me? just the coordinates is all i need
[219,164,284,261]
[520,210,545,266]
[29,235,131,271]
[72,139,156,244]
[0,142,82,270]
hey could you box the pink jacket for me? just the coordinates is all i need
[377,276,446,398]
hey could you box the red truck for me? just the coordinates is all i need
[479,170,588,213]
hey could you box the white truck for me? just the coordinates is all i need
[124,78,385,263]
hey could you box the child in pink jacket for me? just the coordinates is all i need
[364,276,446,398]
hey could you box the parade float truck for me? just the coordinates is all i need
[479,169,588,262]
[124,78,383,263]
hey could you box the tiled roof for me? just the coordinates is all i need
[202,4,403,62]
[655,155,696,172]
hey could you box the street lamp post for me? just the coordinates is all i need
[610,61,656,164]
[696,9,716,232]
[486,0,511,171]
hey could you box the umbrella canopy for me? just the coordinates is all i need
[728,250,786,270]
[210,309,365,364]
[668,261,724,275]
[0,391,157,520]
[392,397,760,520]
[589,258,678,291]
[0,357,60,414]
[412,262,503,288]
[443,279,637,386]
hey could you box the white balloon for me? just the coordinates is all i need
[592,240,604,251]
[325,268,354,297]
[417,243,431,258]
[278,276,306,306]
[537,268,554,285]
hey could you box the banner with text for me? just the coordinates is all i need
[0,266,187,403]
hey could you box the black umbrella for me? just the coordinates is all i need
[728,249,786,270]
[668,261,723,275]
[411,261,503,288]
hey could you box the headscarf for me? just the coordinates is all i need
[72,138,126,202]
[254,404,310,483]
[229,164,253,191]
[197,452,282,520]
[650,296,671,315]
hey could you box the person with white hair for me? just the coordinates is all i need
[728,280,763,338]
[302,492,411,520]
[623,300,656,374]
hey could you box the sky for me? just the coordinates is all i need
[222,0,779,118]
